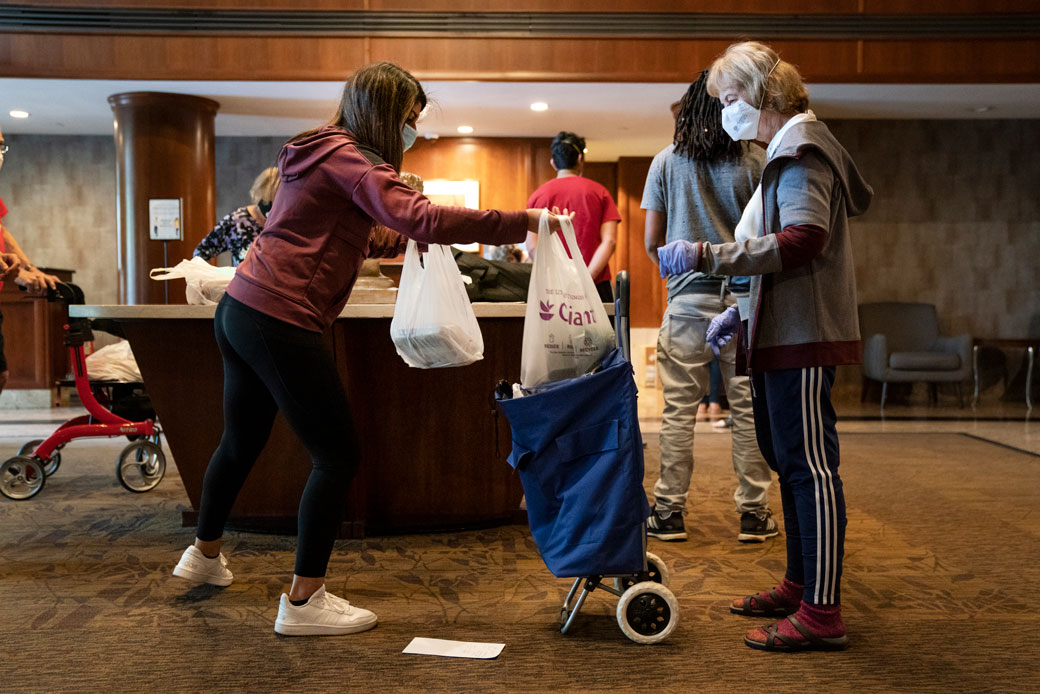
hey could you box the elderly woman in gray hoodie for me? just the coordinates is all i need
[658,41,873,652]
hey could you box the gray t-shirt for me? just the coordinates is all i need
[641,143,765,300]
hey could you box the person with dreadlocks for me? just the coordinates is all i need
[641,70,776,543]
[526,131,621,302]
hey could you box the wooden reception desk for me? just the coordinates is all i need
[71,302,531,538]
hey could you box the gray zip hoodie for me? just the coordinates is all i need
[698,119,873,371]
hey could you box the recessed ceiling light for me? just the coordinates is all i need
[970,105,994,113]
[457,125,473,134]
[9,110,29,119]
[530,102,549,112]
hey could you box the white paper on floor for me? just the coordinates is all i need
[402,637,504,659]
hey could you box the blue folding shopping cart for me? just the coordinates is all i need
[495,271,679,644]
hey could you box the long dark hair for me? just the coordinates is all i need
[673,70,744,162]
[290,62,426,172]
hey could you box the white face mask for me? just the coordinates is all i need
[720,58,781,142]
[402,124,417,152]
[0,151,4,173]
[721,99,761,142]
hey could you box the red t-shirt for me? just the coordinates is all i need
[527,176,621,284]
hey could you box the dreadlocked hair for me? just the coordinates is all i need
[673,71,744,162]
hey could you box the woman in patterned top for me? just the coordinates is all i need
[193,166,280,266]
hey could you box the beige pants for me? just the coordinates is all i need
[654,292,772,516]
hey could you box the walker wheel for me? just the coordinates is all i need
[19,439,61,477]
[616,582,679,645]
[613,551,670,592]
[116,440,166,493]
[1,455,46,500]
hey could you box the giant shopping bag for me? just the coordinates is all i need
[496,347,650,578]
[521,211,615,388]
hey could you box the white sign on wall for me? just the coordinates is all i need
[148,198,182,241]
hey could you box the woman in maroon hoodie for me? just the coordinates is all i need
[171,62,565,636]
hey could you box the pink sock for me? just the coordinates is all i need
[778,601,845,639]
[774,578,803,606]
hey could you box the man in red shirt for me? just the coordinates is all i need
[526,131,621,302]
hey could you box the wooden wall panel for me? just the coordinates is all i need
[33,1,1040,14]
[615,156,664,329]
[18,0,1040,11]
[583,162,618,203]
[401,136,553,213]
[862,1,1038,13]
[9,1,865,13]
[370,37,725,82]
[9,32,1037,83]
[370,38,867,83]
[0,33,370,80]
[860,40,1040,82]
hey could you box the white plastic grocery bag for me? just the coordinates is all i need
[390,240,484,369]
[521,210,615,387]
[149,257,236,305]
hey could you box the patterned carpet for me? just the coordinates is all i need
[1,431,1038,693]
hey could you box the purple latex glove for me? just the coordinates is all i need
[656,240,701,278]
[706,305,740,356]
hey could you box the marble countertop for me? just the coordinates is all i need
[70,302,536,319]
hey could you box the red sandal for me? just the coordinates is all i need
[744,615,849,652]
[730,588,799,617]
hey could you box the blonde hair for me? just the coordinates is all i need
[249,167,280,204]
[398,171,424,192]
[706,41,809,115]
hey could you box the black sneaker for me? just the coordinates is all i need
[647,509,687,541]
[738,511,780,542]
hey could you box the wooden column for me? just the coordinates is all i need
[108,92,218,304]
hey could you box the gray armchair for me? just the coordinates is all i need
[858,302,972,409]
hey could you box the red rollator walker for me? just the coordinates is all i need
[0,282,166,500]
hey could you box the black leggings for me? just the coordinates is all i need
[196,294,360,578]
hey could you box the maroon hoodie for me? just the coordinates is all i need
[227,126,528,332]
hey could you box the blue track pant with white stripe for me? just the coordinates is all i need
[751,366,846,605]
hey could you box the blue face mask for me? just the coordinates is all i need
[402,124,417,152]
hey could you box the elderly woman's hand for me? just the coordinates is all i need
[706,305,740,356]
[656,240,701,278]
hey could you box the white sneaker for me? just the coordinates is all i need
[172,545,233,587]
[274,585,378,636]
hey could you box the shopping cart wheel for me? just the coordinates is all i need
[116,440,166,493]
[613,551,670,592]
[616,582,679,645]
[0,455,46,500]
[19,439,61,476]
